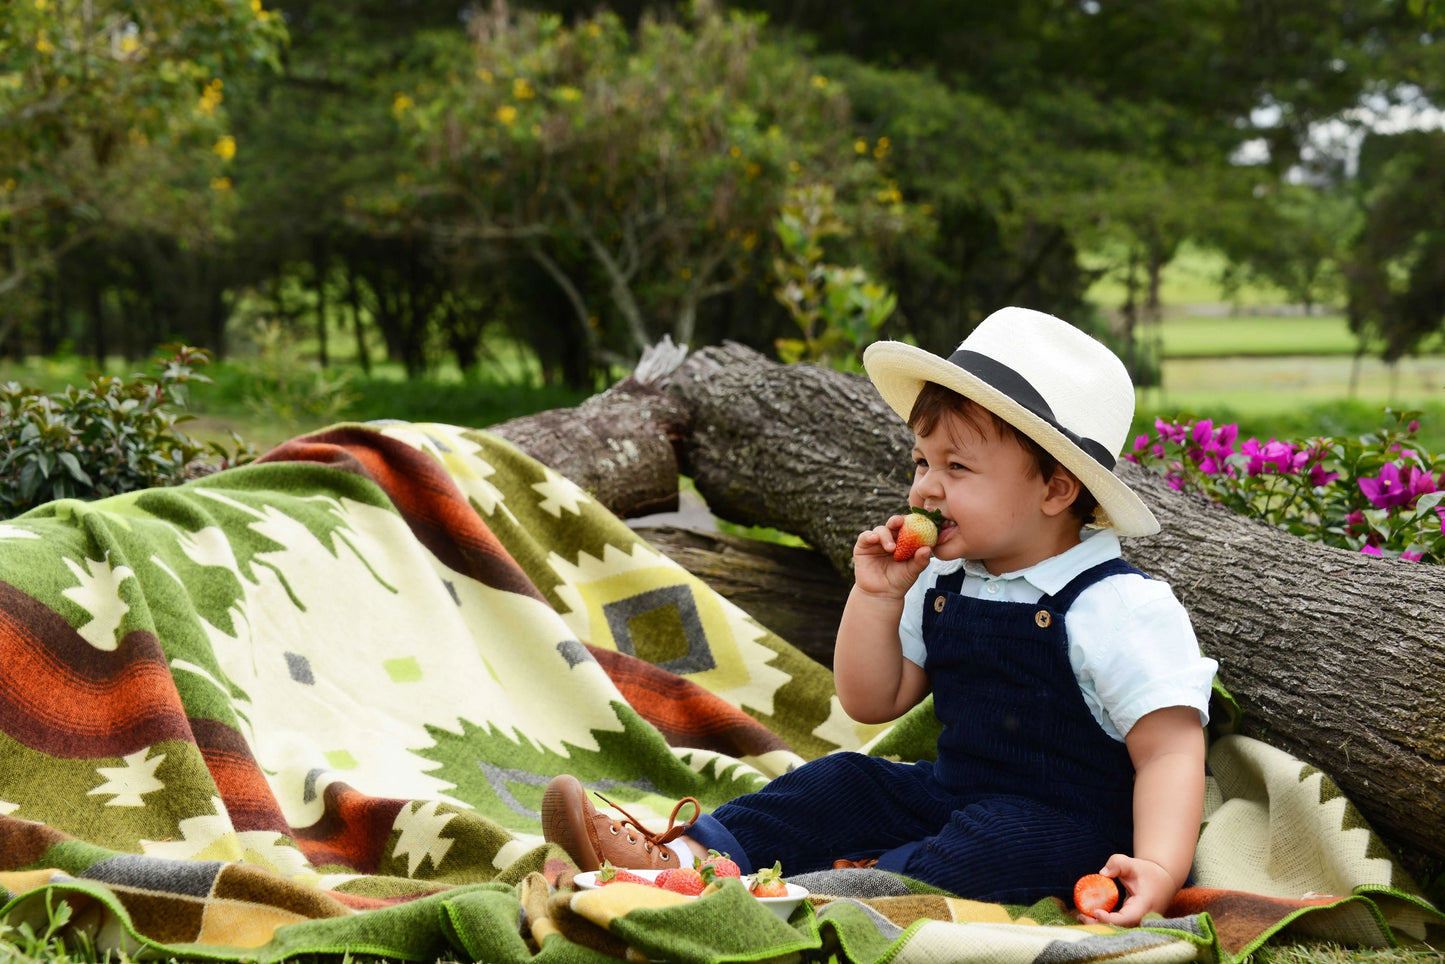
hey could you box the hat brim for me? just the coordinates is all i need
[863,341,1160,537]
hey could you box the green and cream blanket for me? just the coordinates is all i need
[0,421,1439,963]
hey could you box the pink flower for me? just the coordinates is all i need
[1359,462,1434,509]
[1134,434,1150,452]
[1360,544,1384,556]
[1241,438,1300,476]
[1402,549,1424,562]
[1309,463,1341,487]
[1155,419,1187,444]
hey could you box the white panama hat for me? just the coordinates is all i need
[862,306,1159,537]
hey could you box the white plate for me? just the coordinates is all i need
[573,868,808,921]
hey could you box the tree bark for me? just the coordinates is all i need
[489,341,1445,872]
[489,377,692,520]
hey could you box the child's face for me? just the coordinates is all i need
[908,407,1074,575]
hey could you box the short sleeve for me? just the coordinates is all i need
[898,567,935,668]
[1067,575,1217,740]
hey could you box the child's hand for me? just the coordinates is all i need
[853,515,932,596]
[1073,856,1177,927]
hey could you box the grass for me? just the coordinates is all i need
[1155,312,1368,358]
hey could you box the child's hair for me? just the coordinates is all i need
[908,381,1101,525]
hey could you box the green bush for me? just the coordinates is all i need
[0,345,253,519]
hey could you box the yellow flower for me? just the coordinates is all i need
[788,160,801,173]
[742,231,758,250]
[729,145,742,158]
[810,75,828,88]
[3,179,16,192]
[477,68,494,83]
[745,162,761,178]
[496,104,517,125]
[513,77,535,100]
[854,138,868,154]
[557,85,582,102]
[586,23,602,37]
[392,92,414,115]
[34,0,48,9]
[210,176,232,192]
[198,79,224,116]
[680,267,693,280]
[36,36,55,53]
[120,35,139,54]
[212,135,237,161]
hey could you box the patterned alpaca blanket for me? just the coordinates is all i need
[0,421,1440,963]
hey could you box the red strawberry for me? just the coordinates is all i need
[598,861,656,887]
[893,506,943,561]
[1073,873,1124,916]
[699,850,741,879]
[656,866,707,896]
[748,861,788,898]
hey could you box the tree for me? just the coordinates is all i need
[1344,130,1445,364]
[391,0,910,377]
[491,343,1445,877]
[0,0,284,351]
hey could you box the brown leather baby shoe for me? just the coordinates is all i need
[541,774,701,873]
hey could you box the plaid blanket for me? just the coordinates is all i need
[1,421,1440,963]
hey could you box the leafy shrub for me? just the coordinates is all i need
[0,345,253,519]
[1128,409,1444,563]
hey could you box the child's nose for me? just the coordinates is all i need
[911,471,941,503]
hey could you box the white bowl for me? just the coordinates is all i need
[573,868,808,921]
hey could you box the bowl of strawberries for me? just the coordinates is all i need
[574,855,807,921]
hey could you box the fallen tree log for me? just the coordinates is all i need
[488,341,1445,875]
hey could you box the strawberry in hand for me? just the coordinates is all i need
[893,506,943,561]
[1073,873,1125,917]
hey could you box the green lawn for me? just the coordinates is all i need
[1154,312,1369,357]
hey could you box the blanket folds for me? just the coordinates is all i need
[0,421,1439,963]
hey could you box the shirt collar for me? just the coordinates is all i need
[956,528,1122,594]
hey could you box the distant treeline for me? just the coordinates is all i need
[3,0,1442,388]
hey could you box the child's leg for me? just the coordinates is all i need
[888,795,1125,904]
[689,752,957,875]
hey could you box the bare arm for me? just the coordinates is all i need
[833,519,933,724]
[1084,706,1206,926]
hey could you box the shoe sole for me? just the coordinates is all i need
[542,775,602,872]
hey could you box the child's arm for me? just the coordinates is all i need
[833,518,933,724]
[1085,705,1206,926]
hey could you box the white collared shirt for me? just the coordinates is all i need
[899,528,1217,741]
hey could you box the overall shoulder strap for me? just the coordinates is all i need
[934,567,966,594]
[1043,557,1147,613]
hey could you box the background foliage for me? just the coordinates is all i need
[2,0,1441,394]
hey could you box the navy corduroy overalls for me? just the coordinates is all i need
[689,558,1142,904]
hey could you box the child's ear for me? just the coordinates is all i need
[1041,467,1082,517]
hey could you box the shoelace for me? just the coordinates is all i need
[593,791,701,855]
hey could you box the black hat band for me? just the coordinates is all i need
[948,349,1116,470]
